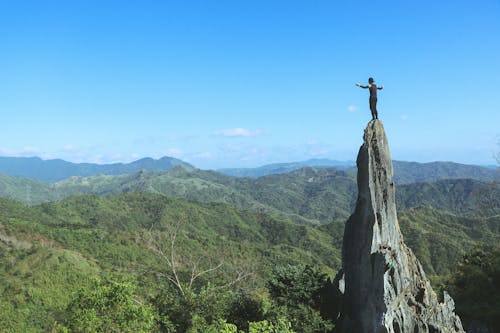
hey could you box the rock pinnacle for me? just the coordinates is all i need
[334,120,464,333]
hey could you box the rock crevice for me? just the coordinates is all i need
[335,120,464,333]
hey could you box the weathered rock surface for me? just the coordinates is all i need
[334,120,464,333]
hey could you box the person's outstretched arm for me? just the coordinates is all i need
[377,85,384,90]
[355,83,369,88]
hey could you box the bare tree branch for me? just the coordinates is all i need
[142,221,235,296]
[218,270,255,289]
[189,262,224,289]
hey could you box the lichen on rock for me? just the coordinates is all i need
[334,120,464,333]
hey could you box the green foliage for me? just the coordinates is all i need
[155,284,251,333]
[396,179,500,217]
[227,291,265,331]
[447,244,500,332]
[0,174,61,204]
[2,166,498,232]
[267,265,335,333]
[398,207,500,275]
[0,164,499,333]
[64,278,156,332]
[203,319,238,333]
[248,319,295,333]
[0,245,99,332]
[0,192,343,332]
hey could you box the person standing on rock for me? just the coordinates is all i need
[356,77,384,120]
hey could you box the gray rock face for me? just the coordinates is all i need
[335,120,464,333]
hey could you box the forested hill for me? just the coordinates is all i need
[1,166,498,224]
[0,155,496,184]
[0,192,498,331]
[0,165,498,331]
[0,193,340,331]
[0,156,191,182]
[218,159,498,183]
[217,159,355,178]
[392,161,499,184]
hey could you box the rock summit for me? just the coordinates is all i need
[334,120,464,333]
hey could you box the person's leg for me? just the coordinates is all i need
[370,98,377,120]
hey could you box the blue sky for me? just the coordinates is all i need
[1,0,499,169]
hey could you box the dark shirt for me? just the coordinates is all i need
[369,84,378,98]
[360,84,381,98]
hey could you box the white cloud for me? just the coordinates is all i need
[0,146,54,159]
[191,152,213,159]
[39,152,55,159]
[219,144,243,153]
[22,146,41,154]
[165,148,183,158]
[62,145,80,153]
[215,128,265,137]
[348,105,359,113]
[0,147,12,155]
[401,114,409,121]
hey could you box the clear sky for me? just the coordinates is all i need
[1,0,499,169]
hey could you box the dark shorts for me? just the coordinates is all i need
[370,97,377,112]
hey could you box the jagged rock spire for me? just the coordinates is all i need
[335,120,464,333]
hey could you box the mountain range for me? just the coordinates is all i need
[0,155,498,332]
[1,166,498,225]
[217,159,355,178]
[0,156,191,182]
[218,159,499,184]
[0,155,497,183]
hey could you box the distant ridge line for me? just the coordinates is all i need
[217,159,498,182]
[0,155,497,183]
[0,155,192,182]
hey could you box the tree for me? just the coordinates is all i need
[144,213,257,332]
[447,244,500,332]
[143,216,251,296]
[248,319,295,333]
[63,279,156,332]
[266,265,336,333]
[227,290,265,331]
[207,320,239,333]
[154,283,236,333]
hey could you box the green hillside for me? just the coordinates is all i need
[398,207,500,275]
[392,161,499,184]
[26,167,500,217]
[1,190,498,331]
[0,193,341,331]
[2,167,498,225]
[217,159,354,178]
[396,179,500,217]
[0,173,61,203]
[1,166,358,225]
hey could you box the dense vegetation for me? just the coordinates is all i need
[1,166,498,224]
[446,244,500,333]
[0,194,341,332]
[0,161,498,331]
[398,207,499,275]
[391,161,499,184]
